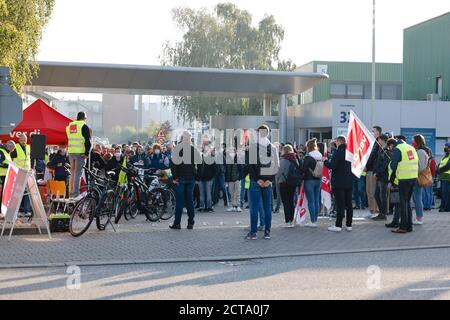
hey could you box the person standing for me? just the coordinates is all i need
[10,135,32,217]
[438,143,450,212]
[66,112,91,199]
[169,131,201,230]
[385,138,401,229]
[246,125,279,240]
[365,126,382,216]
[0,141,16,203]
[301,138,323,228]
[412,134,430,225]
[389,135,419,234]
[225,146,243,212]
[276,144,301,227]
[325,136,354,232]
[372,134,390,221]
[197,148,217,213]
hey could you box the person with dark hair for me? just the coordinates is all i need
[372,134,391,221]
[325,136,354,232]
[66,111,91,199]
[389,136,419,234]
[385,138,401,228]
[365,126,383,216]
[246,125,279,240]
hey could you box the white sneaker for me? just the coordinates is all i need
[226,207,234,212]
[328,226,342,232]
[346,226,353,232]
[413,220,423,225]
[236,207,242,212]
[287,222,295,228]
[305,222,318,228]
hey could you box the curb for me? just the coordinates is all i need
[1,244,449,270]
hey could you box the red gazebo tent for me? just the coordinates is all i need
[0,99,72,146]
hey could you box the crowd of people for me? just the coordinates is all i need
[1,111,450,240]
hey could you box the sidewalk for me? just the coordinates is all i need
[0,206,449,268]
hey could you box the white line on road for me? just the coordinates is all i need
[408,287,450,292]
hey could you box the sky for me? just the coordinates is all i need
[36,0,450,100]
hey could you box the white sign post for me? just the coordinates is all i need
[1,164,51,240]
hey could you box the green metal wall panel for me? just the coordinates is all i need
[403,13,450,100]
[308,61,402,102]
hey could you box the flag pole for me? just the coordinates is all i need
[371,0,376,126]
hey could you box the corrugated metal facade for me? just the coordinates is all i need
[296,61,402,103]
[403,12,450,100]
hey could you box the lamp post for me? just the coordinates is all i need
[371,0,376,125]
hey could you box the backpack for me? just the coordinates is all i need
[285,160,303,187]
[310,157,324,179]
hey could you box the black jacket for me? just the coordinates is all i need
[82,124,92,157]
[365,142,380,172]
[247,143,277,182]
[225,157,242,182]
[0,145,9,168]
[324,144,354,189]
[197,162,218,181]
[373,148,391,183]
[169,145,200,181]
[301,155,321,181]
[47,153,70,181]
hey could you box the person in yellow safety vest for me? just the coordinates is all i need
[10,135,32,217]
[437,142,450,212]
[0,141,16,206]
[118,157,128,186]
[66,111,91,199]
[388,135,419,234]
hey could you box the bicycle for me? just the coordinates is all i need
[69,167,117,237]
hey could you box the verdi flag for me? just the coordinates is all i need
[345,110,376,178]
[294,183,308,225]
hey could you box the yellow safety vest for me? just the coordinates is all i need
[13,143,31,170]
[361,170,367,177]
[392,143,419,183]
[245,175,250,189]
[439,154,450,180]
[118,158,127,186]
[0,148,12,177]
[66,120,86,154]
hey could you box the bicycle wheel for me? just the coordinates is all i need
[143,190,162,222]
[124,190,138,220]
[69,195,96,237]
[159,188,176,220]
[96,190,115,231]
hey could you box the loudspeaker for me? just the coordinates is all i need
[30,134,47,160]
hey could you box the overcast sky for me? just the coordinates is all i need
[37,0,450,100]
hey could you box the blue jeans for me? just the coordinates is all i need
[199,180,213,209]
[441,181,450,211]
[240,179,246,207]
[304,179,321,223]
[249,180,272,234]
[422,185,433,209]
[173,179,195,226]
[22,195,31,213]
[218,174,230,206]
[353,176,366,208]
[412,181,424,218]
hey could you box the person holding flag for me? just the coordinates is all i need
[326,110,377,232]
[325,135,354,232]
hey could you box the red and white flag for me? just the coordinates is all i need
[321,154,332,210]
[294,183,308,225]
[345,110,376,178]
[1,164,18,215]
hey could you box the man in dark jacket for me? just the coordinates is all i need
[47,148,70,182]
[364,126,382,214]
[325,135,354,232]
[225,146,243,212]
[129,145,150,174]
[169,131,201,230]
[372,134,391,221]
[197,151,217,213]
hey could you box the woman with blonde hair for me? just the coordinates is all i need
[300,138,323,227]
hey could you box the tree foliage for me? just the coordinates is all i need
[160,3,296,122]
[0,0,55,92]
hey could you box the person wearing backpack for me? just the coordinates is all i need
[300,138,324,228]
[276,144,303,227]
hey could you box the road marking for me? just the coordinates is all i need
[408,287,450,292]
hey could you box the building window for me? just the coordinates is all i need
[381,84,397,100]
[330,83,346,97]
[347,84,363,98]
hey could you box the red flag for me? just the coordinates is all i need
[1,164,18,214]
[294,183,308,225]
[345,110,376,178]
[321,151,332,210]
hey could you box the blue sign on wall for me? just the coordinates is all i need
[400,128,436,156]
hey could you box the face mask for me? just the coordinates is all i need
[138,150,144,155]
[154,150,161,155]
[114,153,121,160]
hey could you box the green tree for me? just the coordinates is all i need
[0,0,55,92]
[160,3,296,122]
